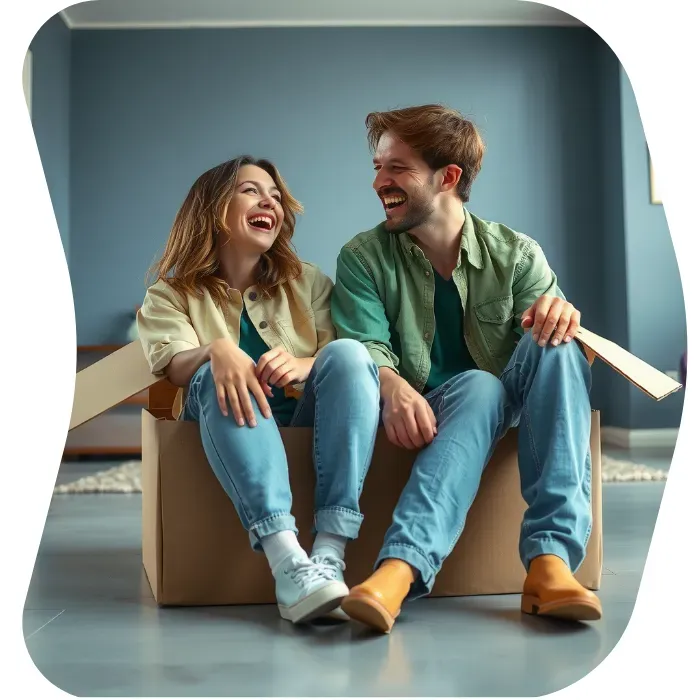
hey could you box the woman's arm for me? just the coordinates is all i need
[163,344,212,387]
[137,281,202,380]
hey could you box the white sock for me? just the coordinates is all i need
[261,530,307,573]
[312,532,348,560]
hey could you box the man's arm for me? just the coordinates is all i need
[331,246,437,450]
[331,246,400,373]
[512,241,579,346]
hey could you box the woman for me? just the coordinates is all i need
[137,155,380,624]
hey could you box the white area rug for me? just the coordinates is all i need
[53,455,669,495]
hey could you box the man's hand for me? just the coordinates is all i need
[521,295,581,347]
[256,348,314,389]
[380,369,437,450]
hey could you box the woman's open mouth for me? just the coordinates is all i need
[247,214,275,232]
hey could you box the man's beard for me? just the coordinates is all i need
[384,194,434,235]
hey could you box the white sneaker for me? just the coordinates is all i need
[311,553,351,621]
[274,556,349,624]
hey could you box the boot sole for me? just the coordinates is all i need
[521,594,602,621]
[279,581,349,624]
[341,593,399,633]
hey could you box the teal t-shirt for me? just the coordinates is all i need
[424,269,479,394]
[238,307,298,425]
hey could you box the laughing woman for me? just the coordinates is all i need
[136,156,380,624]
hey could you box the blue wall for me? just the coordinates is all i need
[68,27,608,352]
[619,69,686,429]
[29,13,71,261]
[27,20,685,429]
[594,41,631,429]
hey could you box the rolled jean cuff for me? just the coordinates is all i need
[314,507,364,540]
[248,513,298,552]
[521,536,580,573]
[376,542,436,601]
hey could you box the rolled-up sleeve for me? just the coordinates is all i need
[136,282,200,374]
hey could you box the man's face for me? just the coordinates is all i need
[372,131,438,234]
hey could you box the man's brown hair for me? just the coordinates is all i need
[365,104,485,202]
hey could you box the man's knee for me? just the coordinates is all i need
[317,339,378,377]
[447,370,507,411]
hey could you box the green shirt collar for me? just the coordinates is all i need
[395,207,484,271]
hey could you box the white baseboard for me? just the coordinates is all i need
[601,427,679,449]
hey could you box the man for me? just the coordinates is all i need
[330,104,600,633]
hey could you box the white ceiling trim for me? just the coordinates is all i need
[60,19,582,29]
[58,2,583,30]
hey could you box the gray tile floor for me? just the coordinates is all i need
[24,447,673,697]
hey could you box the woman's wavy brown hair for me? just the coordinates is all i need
[148,155,303,304]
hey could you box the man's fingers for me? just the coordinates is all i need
[392,419,416,450]
[551,306,573,346]
[385,423,402,449]
[416,403,436,443]
[536,298,564,345]
[564,310,581,343]
[531,296,554,341]
[521,304,536,329]
[402,411,426,450]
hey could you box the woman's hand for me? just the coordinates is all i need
[256,348,314,388]
[208,338,273,427]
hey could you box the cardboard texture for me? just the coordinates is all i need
[68,327,682,606]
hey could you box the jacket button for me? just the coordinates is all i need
[259,321,268,329]
[425,270,430,277]
[424,332,430,340]
[249,292,258,301]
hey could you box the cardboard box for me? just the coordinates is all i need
[68,328,682,606]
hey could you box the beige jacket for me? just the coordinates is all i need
[137,262,336,386]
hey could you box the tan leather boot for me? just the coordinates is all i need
[522,554,602,621]
[341,559,414,633]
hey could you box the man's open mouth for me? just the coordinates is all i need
[247,215,275,231]
[381,194,407,211]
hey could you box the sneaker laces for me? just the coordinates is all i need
[310,553,346,578]
[285,558,335,587]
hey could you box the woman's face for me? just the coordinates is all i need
[223,164,285,255]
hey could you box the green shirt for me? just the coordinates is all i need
[239,307,298,425]
[331,209,564,393]
[424,269,479,394]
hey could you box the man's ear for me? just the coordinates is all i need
[439,164,463,193]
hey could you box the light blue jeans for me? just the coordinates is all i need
[378,334,593,600]
[182,339,380,551]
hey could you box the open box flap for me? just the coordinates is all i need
[68,327,683,432]
[69,340,161,431]
[576,327,682,401]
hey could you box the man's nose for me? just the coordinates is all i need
[373,171,392,191]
